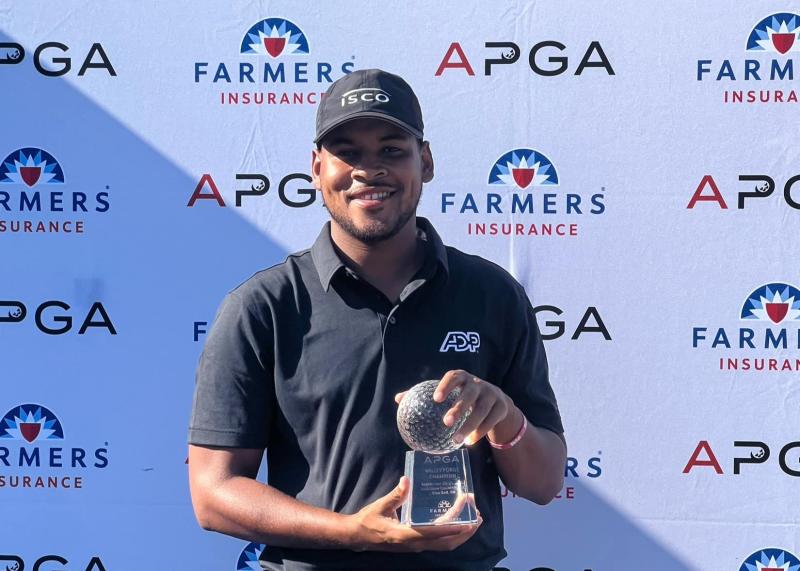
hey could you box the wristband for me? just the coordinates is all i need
[487,412,527,450]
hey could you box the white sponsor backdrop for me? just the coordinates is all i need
[1,2,799,570]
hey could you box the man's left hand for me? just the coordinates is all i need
[394,370,521,446]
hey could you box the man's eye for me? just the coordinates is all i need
[383,147,404,154]
[336,149,358,158]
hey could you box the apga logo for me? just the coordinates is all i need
[692,282,800,372]
[697,13,800,104]
[194,17,354,106]
[434,40,614,77]
[236,542,265,571]
[441,147,605,238]
[0,403,109,490]
[186,171,316,209]
[0,41,115,77]
[686,173,800,211]
[0,404,64,443]
[747,14,800,55]
[741,283,800,325]
[240,19,309,58]
[683,440,800,477]
[488,149,559,190]
[0,147,110,235]
[739,548,800,571]
[0,148,64,188]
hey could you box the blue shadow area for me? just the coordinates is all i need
[498,479,694,570]
[0,29,288,508]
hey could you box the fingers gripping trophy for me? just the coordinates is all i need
[396,380,479,526]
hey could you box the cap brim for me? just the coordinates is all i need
[314,111,423,144]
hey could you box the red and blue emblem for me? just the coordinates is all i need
[0,148,64,188]
[746,13,800,54]
[740,283,800,324]
[240,18,309,58]
[0,404,64,443]
[236,542,265,570]
[740,548,800,571]
[488,148,559,190]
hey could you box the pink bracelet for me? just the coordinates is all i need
[487,413,527,449]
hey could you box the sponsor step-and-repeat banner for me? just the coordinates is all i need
[2,2,798,569]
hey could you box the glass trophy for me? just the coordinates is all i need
[396,380,478,526]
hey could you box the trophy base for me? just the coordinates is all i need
[400,449,478,527]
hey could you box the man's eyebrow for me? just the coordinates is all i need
[326,136,353,146]
[379,133,411,142]
[325,133,410,146]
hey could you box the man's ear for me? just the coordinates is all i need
[311,147,322,189]
[421,141,434,183]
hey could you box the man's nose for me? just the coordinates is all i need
[351,157,387,181]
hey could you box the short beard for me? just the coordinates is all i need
[324,189,422,244]
[326,204,416,244]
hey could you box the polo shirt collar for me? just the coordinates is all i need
[310,217,449,292]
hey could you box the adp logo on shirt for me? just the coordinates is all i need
[440,331,480,353]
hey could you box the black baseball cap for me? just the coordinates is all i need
[314,68,424,145]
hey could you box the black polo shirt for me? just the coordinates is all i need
[189,217,563,571]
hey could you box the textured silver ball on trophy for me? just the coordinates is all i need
[396,379,470,454]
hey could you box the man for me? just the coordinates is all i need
[188,68,566,571]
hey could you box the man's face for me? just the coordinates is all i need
[312,118,434,244]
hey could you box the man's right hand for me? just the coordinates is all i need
[346,477,482,552]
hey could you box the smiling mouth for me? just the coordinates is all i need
[355,191,392,201]
[347,188,396,202]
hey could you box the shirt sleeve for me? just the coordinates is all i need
[188,291,275,448]
[498,285,564,435]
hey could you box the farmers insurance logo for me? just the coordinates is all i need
[194,17,355,106]
[0,148,64,187]
[236,542,265,570]
[0,404,64,443]
[0,404,110,491]
[0,147,111,235]
[440,148,606,238]
[739,548,800,570]
[697,12,800,104]
[240,19,309,58]
[692,283,800,372]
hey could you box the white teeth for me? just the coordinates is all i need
[359,192,390,200]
